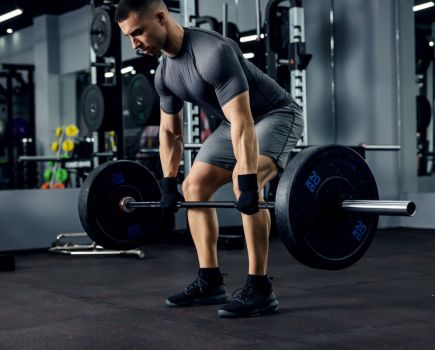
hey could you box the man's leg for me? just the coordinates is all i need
[181,161,232,268]
[233,155,278,275]
[217,155,279,317]
[166,160,232,307]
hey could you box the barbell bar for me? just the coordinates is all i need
[120,197,416,217]
[78,145,417,270]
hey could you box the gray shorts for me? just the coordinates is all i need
[194,103,304,170]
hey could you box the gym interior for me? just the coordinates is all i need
[0,0,434,348]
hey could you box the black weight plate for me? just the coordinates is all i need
[78,160,162,250]
[127,74,154,126]
[90,9,113,57]
[80,85,105,132]
[80,85,118,132]
[276,145,379,270]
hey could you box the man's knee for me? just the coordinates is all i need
[183,162,232,201]
[182,173,221,201]
[182,176,207,201]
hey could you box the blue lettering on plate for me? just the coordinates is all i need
[305,171,321,193]
[352,220,367,242]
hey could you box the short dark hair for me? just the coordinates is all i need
[114,0,164,22]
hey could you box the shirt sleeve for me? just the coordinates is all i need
[154,63,184,114]
[196,41,249,107]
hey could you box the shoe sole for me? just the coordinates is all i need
[166,293,230,307]
[217,301,279,318]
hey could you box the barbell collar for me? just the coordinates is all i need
[341,200,416,217]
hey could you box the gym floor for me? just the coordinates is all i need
[1,228,434,349]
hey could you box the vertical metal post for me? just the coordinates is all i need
[264,0,280,81]
[27,66,37,188]
[112,10,124,160]
[289,0,308,145]
[330,0,337,143]
[222,2,228,37]
[255,0,261,40]
[5,72,13,187]
[180,0,198,176]
[181,0,197,26]
[394,0,403,194]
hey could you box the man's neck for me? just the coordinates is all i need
[162,20,184,58]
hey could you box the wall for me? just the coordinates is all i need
[304,0,336,144]
[327,0,420,227]
[0,189,83,251]
[0,25,34,65]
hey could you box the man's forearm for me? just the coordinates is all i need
[231,119,258,174]
[159,128,184,177]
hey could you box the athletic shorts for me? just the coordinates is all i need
[194,102,304,170]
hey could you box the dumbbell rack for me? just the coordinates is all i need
[49,232,145,259]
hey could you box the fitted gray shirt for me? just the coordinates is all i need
[155,27,294,121]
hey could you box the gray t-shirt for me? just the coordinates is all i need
[155,27,294,121]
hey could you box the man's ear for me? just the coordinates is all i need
[156,11,166,25]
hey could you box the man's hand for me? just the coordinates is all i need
[160,177,185,213]
[236,174,259,215]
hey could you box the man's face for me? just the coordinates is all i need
[118,10,166,56]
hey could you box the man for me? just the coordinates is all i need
[115,0,303,318]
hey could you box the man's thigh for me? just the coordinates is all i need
[255,104,303,170]
[194,104,303,171]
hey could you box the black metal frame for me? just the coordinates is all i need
[0,64,36,189]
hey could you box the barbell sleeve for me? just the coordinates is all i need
[340,200,416,217]
[359,144,401,151]
[122,197,416,217]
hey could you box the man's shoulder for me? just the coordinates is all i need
[187,27,223,40]
[187,27,229,51]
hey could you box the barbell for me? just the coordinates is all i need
[78,145,416,270]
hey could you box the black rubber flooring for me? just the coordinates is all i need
[0,228,435,349]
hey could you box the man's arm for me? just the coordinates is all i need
[159,109,184,177]
[222,91,258,175]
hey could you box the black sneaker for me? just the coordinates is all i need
[217,284,279,318]
[166,277,229,307]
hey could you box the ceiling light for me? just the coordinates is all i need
[413,2,435,12]
[240,34,264,43]
[0,9,23,24]
[121,66,134,74]
[243,52,255,59]
[6,28,13,34]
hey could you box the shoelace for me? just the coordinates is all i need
[231,284,259,303]
[183,272,228,295]
[231,277,275,303]
[184,277,208,294]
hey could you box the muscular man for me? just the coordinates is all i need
[115,0,303,318]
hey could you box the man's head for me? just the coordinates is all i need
[115,0,169,56]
